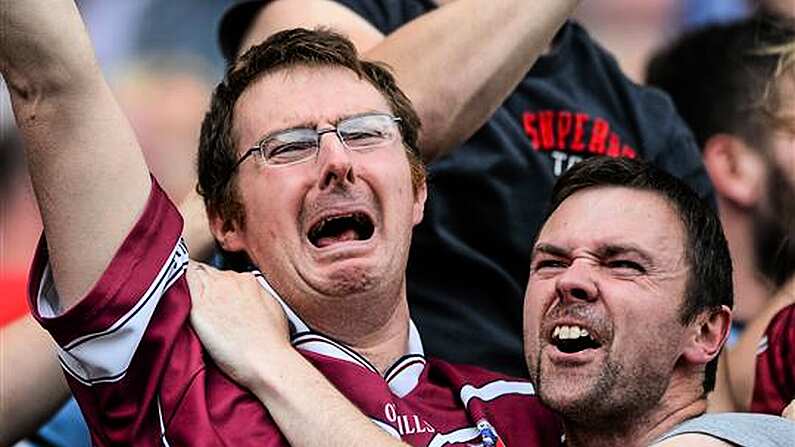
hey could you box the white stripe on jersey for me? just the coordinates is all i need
[371,418,402,438]
[427,426,480,447]
[157,395,172,447]
[51,239,189,385]
[756,335,769,355]
[460,380,535,408]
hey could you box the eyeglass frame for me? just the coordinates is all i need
[227,112,404,176]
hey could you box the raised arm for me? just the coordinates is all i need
[187,263,409,447]
[237,0,580,161]
[0,0,150,309]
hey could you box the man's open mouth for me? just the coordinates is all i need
[308,212,375,248]
[549,324,602,354]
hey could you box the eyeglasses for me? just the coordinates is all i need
[231,112,403,171]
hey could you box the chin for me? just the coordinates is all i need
[316,264,379,297]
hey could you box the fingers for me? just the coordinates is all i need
[784,400,795,420]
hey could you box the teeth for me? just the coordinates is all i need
[552,325,593,340]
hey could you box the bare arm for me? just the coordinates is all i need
[241,0,580,161]
[0,315,71,445]
[0,0,150,310]
[187,263,408,447]
[725,277,795,410]
[179,188,215,261]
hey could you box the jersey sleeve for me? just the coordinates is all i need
[28,178,192,446]
[751,303,795,415]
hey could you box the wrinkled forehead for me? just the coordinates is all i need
[536,186,687,262]
[231,65,392,149]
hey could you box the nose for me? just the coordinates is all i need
[317,131,355,190]
[555,259,598,303]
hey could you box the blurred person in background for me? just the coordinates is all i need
[646,12,795,412]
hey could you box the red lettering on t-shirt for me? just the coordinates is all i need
[588,118,609,154]
[557,111,573,150]
[571,113,589,152]
[539,111,555,150]
[621,145,637,159]
[606,133,621,157]
[523,112,540,150]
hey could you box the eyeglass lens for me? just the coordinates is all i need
[260,114,398,165]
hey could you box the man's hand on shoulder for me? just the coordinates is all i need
[187,262,291,389]
[784,400,795,420]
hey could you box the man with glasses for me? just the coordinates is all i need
[1,0,572,444]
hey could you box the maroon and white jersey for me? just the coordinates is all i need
[751,303,795,415]
[29,180,562,446]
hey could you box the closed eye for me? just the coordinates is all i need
[532,259,568,272]
[267,140,316,158]
[606,260,645,273]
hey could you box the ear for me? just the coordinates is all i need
[209,213,247,253]
[412,180,427,226]
[682,305,732,366]
[702,134,766,208]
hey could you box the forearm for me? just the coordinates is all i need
[365,0,579,160]
[0,315,71,445]
[248,350,408,447]
[0,0,98,98]
[1,0,150,308]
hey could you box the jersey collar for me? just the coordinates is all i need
[254,272,426,398]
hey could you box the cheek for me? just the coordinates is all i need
[772,135,795,189]
[239,173,303,235]
[523,279,546,336]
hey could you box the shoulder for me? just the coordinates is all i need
[426,358,538,401]
[655,413,795,447]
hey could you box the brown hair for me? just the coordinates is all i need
[647,13,795,151]
[198,28,424,229]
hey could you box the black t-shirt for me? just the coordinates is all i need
[333,0,715,377]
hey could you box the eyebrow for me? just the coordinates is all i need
[257,110,388,142]
[531,242,654,265]
[531,243,569,261]
[596,244,655,265]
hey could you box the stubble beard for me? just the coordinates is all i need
[535,349,670,431]
[753,161,795,287]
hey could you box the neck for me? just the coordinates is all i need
[719,200,774,323]
[290,281,412,374]
[564,375,707,447]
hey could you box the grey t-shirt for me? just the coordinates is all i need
[653,413,795,446]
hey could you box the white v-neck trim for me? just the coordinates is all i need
[253,272,426,397]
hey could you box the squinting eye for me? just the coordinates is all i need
[533,259,567,271]
[265,140,316,160]
[607,260,645,273]
[341,129,388,147]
